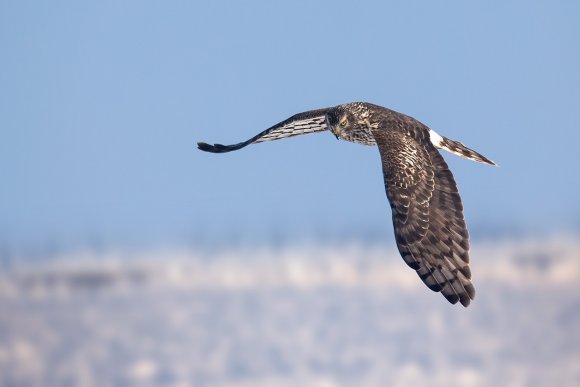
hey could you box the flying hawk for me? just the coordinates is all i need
[197,102,496,307]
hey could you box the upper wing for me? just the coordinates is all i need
[373,127,475,307]
[197,108,331,153]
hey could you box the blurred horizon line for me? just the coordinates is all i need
[1,226,579,266]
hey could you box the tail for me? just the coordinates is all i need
[441,137,496,166]
[429,129,496,166]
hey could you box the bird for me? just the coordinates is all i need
[197,102,496,307]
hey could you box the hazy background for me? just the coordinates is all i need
[1,1,579,386]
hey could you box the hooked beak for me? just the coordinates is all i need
[331,127,340,140]
[326,115,340,140]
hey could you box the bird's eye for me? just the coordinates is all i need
[340,119,347,127]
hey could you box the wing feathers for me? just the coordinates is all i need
[197,108,331,153]
[374,128,475,307]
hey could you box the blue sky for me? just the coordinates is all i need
[1,1,579,251]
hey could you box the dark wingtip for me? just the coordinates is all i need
[459,294,472,307]
[197,142,232,153]
[197,142,216,152]
[197,140,250,153]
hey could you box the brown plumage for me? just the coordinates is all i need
[198,102,496,307]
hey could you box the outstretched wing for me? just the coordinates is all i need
[197,108,331,153]
[373,127,475,307]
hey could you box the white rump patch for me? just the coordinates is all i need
[429,129,445,148]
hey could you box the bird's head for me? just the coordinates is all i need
[326,106,350,140]
[326,103,375,145]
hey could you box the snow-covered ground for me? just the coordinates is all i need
[0,235,579,387]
